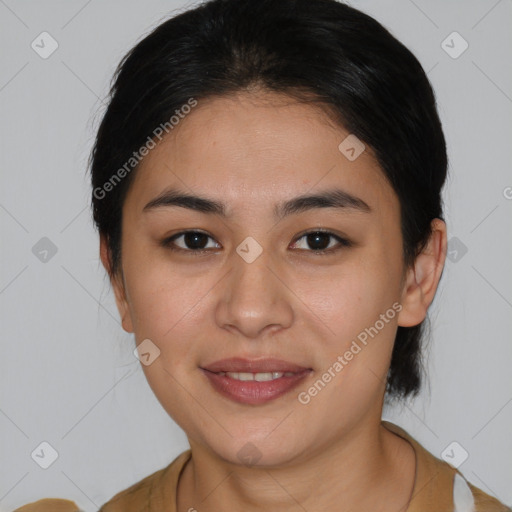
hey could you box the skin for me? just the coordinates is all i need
[100,89,447,511]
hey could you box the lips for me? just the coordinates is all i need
[200,357,312,405]
[202,357,310,373]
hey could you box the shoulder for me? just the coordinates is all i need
[99,449,192,512]
[13,498,80,511]
[382,421,510,512]
[11,451,191,512]
[465,479,511,512]
[98,466,165,512]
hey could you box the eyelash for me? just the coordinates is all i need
[160,229,352,256]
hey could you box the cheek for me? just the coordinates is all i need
[129,279,209,346]
[121,245,195,339]
[295,270,402,425]
[295,255,401,341]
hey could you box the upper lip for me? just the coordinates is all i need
[201,357,311,373]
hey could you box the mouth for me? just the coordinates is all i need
[200,357,313,405]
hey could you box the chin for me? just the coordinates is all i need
[200,430,309,469]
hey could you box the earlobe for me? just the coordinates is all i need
[397,219,447,327]
[99,235,134,333]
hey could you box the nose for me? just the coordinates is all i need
[215,244,294,339]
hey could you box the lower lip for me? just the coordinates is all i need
[201,369,312,405]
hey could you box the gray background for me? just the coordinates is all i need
[1,0,511,510]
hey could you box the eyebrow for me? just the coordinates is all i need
[143,187,371,218]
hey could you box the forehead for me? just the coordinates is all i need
[124,90,396,218]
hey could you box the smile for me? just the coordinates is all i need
[200,358,312,405]
[216,371,296,381]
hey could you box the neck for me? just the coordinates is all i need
[176,420,416,512]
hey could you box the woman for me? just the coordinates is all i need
[17,0,510,510]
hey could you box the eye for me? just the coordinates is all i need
[161,229,352,255]
[290,230,352,254]
[161,230,221,253]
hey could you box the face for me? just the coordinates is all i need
[104,90,439,466]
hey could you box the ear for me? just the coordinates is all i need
[99,234,134,333]
[397,218,447,327]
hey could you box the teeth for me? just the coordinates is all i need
[221,371,295,381]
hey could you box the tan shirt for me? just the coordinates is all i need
[15,421,510,512]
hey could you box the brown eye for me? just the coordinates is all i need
[291,230,352,253]
[162,231,221,252]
